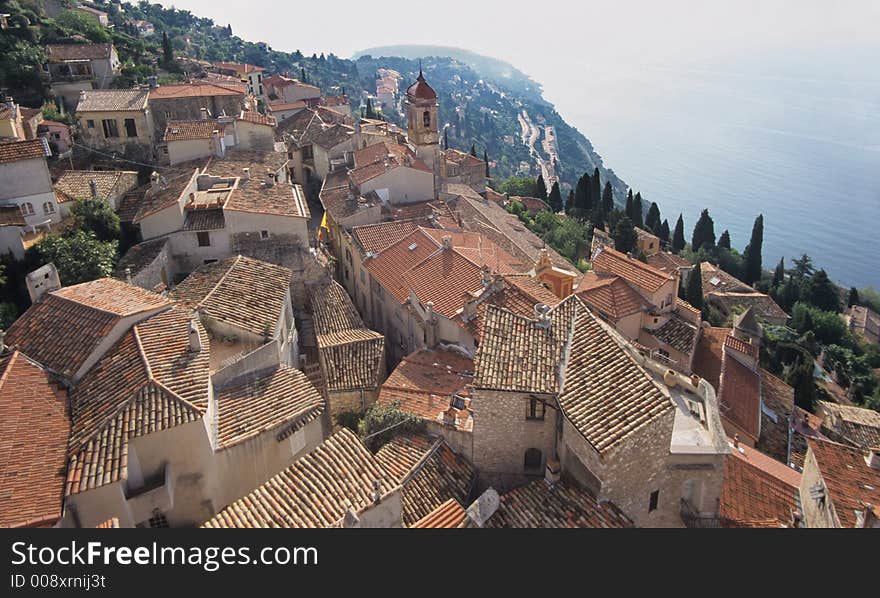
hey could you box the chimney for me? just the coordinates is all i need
[188,192,195,204]
[189,314,202,353]
[125,267,132,285]
[733,434,739,449]
[867,447,880,470]
[265,169,275,187]
[534,303,551,329]
[441,235,452,249]
[200,107,208,120]
[89,178,98,200]
[243,167,250,181]
[465,488,500,528]
[150,171,161,191]
[545,456,561,485]
[481,264,492,287]
[372,479,382,505]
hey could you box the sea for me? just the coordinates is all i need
[546,49,880,289]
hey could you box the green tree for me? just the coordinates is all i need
[645,202,661,234]
[625,189,633,220]
[787,356,816,411]
[742,214,764,285]
[483,150,489,177]
[161,31,175,68]
[590,168,601,212]
[55,10,112,43]
[672,214,686,253]
[31,230,118,286]
[470,143,477,158]
[791,254,815,280]
[71,199,122,242]
[686,261,704,309]
[807,269,841,312]
[565,189,575,213]
[573,173,590,217]
[611,215,638,254]
[496,176,537,197]
[535,174,547,200]
[691,209,716,251]
[718,229,731,250]
[602,181,614,214]
[658,219,670,244]
[356,401,425,452]
[632,192,644,228]
[772,257,785,286]
[547,181,563,213]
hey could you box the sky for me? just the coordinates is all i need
[165,0,880,104]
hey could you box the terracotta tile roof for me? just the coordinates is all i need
[76,89,149,112]
[350,140,431,185]
[319,185,380,222]
[203,149,289,179]
[847,305,880,341]
[163,119,224,141]
[310,281,385,392]
[410,498,469,528]
[757,370,795,465]
[419,229,525,273]
[718,351,761,441]
[576,272,647,320]
[676,297,701,319]
[461,274,561,340]
[66,307,210,495]
[304,122,353,149]
[724,333,758,358]
[701,262,752,294]
[215,364,324,449]
[559,305,673,452]
[113,238,168,280]
[720,440,801,527]
[0,206,27,227]
[238,110,276,127]
[0,138,50,164]
[0,351,70,528]
[378,348,473,431]
[4,279,171,379]
[213,62,265,76]
[710,292,789,323]
[364,229,441,304]
[590,246,673,294]
[203,429,395,528]
[374,434,475,526]
[275,108,322,139]
[445,148,484,167]
[148,82,246,99]
[692,326,729,390]
[352,220,423,255]
[402,249,484,319]
[133,163,206,223]
[652,314,698,354]
[95,517,120,528]
[817,401,880,450]
[267,101,307,112]
[182,207,225,231]
[486,479,634,528]
[54,170,138,203]
[171,255,292,337]
[225,176,309,219]
[647,251,691,274]
[509,195,549,213]
[807,438,880,528]
[791,407,825,470]
[45,43,113,61]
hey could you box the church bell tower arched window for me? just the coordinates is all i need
[423,110,431,129]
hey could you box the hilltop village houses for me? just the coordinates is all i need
[2,56,878,530]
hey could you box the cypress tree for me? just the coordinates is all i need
[535,174,547,200]
[659,219,670,244]
[548,181,563,213]
[590,168,601,210]
[632,192,644,228]
[483,150,490,177]
[612,215,638,254]
[573,173,589,216]
[672,214,685,253]
[602,181,613,214]
[443,128,448,150]
[301,67,307,83]
[162,31,174,68]
[470,144,477,158]
[686,261,704,309]
[692,209,716,251]
[718,229,731,250]
[566,190,575,213]
[772,257,785,286]
[625,189,633,220]
[645,202,661,234]
[848,287,860,307]
[743,214,764,285]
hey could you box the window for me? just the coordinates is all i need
[260,230,270,240]
[86,119,95,129]
[196,231,211,247]
[526,397,545,421]
[523,448,542,472]
[124,118,138,137]
[164,111,174,120]
[649,490,660,512]
[20,202,35,216]
[42,202,55,215]
[203,258,218,265]
[101,119,119,138]
[148,509,169,528]
[423,110,431,128]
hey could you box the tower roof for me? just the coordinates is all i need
[406,68,437,101]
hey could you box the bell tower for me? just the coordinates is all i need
[405,64,440,195]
